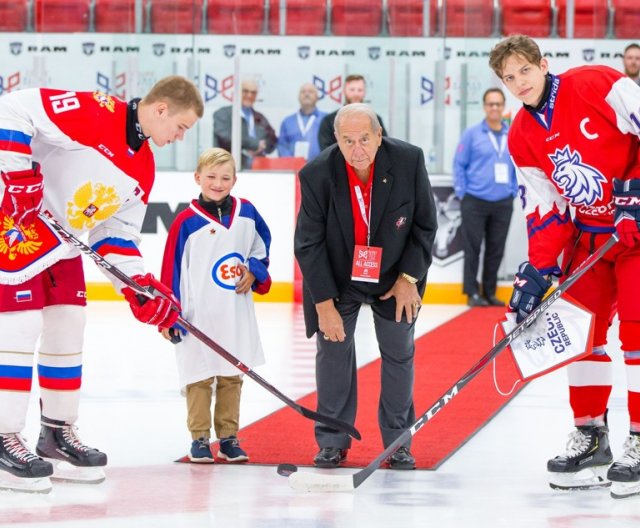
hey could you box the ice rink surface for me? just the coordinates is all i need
[0,302,638,528]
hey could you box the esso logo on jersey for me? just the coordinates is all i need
[212,252,245,290]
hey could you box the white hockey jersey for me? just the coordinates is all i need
[0,88,154,285]
[508,65,640,276]
[161,197,271,389]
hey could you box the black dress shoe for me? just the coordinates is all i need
[387,446,416,470]
[467,293,489,307]
[484,295,505,307]
[313,447,347,468]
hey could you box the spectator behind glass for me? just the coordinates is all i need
[317,74,387,151]
[277,83,327,161]
[213,79,277,170]
[623,43,640,86]
[453,87,517,308]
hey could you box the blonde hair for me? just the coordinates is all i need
[196,147,236,174]
[142,75,204,118]
[489,35,543,78]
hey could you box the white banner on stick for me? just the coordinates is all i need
[500,296,595,381]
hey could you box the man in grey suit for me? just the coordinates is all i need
[294,103,437,470]
[213,79,277,170]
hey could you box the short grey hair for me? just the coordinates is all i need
[334,103,381,135]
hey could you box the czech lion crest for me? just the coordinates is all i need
[549,145,606,206]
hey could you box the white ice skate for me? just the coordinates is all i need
[608,435,640,499]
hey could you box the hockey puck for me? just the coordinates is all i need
[276,463,298,477]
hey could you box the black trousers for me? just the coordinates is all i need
[314,286,416,450]
[460,194,513,297]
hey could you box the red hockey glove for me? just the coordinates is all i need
[122,273,181,330]
[1,165,44,228]
[613,178,640,247]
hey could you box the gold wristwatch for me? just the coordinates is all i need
[400,272,418,284]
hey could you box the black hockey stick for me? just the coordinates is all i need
[276,235,618,491]
[38,211,361,441]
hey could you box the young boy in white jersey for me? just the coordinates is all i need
[160,148,271,463]
[489,34,640,499]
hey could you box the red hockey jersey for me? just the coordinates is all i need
[508,65,640,275]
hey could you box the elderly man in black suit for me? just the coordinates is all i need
[294,103,437,470]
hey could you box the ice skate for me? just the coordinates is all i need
[547,424,612,490]
[0,433,53,494]
[36,417,107,484]
[608,434,640,499]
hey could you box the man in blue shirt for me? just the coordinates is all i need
[278,83,326,161]
[453,87,518,307]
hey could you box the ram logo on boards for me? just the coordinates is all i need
[153,43,165,57]
[9,42,22,56]
[212,252,245,291]
[224,44,236,58]
[582,49,595,62]
[298,46,310,60]
[82,42,95,56]
[368,47,381,60]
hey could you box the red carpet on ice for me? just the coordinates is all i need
[179,307,525,469]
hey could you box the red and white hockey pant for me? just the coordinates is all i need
[0,256,87,433]
[561,233,640,432]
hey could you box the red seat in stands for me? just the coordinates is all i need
[556,0,608,38]
[0,0,28,31]
[95,0,139,33]
[268,0,326,35]
[35,0,91,32]
[148,0,203,34]
[387,0,437,37]
[612,0,640,38]
[208,0,265,34]
[332,0,383,36]
[501,0,552,37]
[444,0,494,37]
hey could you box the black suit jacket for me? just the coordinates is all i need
[294,137,438,337]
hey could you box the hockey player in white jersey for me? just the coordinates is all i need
[490,34,640,499]
[0,76,204,492]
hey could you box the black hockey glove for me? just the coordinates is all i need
[613,178,640,247]
[508,262,552,323]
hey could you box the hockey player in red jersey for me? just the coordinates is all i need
[0,76,204,493]
[490,34,640,499]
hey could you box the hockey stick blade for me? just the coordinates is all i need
[289,470,355,493]
[278,235,617,492]
[38,212,361,441]
[276,463,355,492]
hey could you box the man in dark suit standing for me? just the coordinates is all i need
[294,103,437,470]
[213,79,277,170]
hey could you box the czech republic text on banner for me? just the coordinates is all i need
[500,296,595,382]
